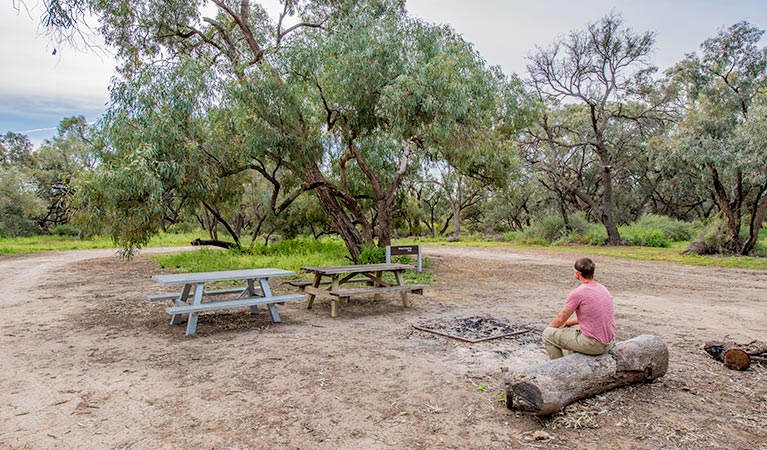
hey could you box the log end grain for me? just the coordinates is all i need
[722,348,751,371]
[704,340,751,371]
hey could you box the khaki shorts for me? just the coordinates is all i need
[542,325,613,360]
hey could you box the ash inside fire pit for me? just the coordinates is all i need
[412,316,531,343]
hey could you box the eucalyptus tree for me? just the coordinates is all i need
[523,14,670,245]
[39,0,523,258]
[0,132,44,236]
[34,116,98,230]
[0,132,34,167]
[666,22,767,255]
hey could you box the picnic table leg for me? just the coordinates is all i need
[258,278,282,323]
[170,283,192,325]
[247,279,260,315]
[374,271,383,301]
[306,273,322,310]
[331,275,340,318]
[394,271,409,308]
[185,282,205,335]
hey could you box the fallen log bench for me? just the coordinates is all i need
[504,334,669,416]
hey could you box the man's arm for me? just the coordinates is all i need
[548,307,575,328]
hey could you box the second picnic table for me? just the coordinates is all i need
[299,263,426,317]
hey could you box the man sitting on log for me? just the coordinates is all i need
[542,257,615,359]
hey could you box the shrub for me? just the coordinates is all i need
[0,212,39,237]
[49,224,81,237]
[520,215,566,243]
[620,227,671,248]
[250,236,347,258]
[520,212,596,245]
[632,214,692,242]
[684,218,734,255]
[585,227,609,246]
[167,222,195,234]
[357,244,386,264]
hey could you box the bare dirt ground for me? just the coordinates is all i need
[1,245,766,450]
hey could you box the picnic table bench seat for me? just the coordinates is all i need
[166,293,305,315]
[285,278,373,288]
[329,284,427,299]
[147,286,259,302]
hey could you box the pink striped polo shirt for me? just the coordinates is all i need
[565,282,615,344]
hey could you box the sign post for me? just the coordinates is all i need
[385,244,422,273]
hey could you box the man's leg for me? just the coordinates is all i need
[543,326,611,359]
[542,326,580,359]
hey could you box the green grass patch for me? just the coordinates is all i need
[151,237,350,274]
[151,236,434,284]
[0,232,201,255]
[428,239,767,270]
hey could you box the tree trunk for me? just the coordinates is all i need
[304,165,365,260]
[190,238,238,250]
[599,163,621,245]
[708,163,741,252]
[376,200,393,247]
[504,335,668,416]
[740,184,767,255]
[452,179,462,238]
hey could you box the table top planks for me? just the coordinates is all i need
[301,263,413,275]
[152,268,296,285]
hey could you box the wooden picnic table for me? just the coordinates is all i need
[148,268,304,335]
[300,263,426,317]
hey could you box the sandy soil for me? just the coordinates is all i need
[0,245,765,450]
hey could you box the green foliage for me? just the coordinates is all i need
[166,222,196,234]
[684,217,736,255]
[616,214,693,248]
[247,237,349,259]
[35,0,535,259]
[519,215,567,243]
[0,231,199,255]
[519,212,597,245]
[631,214,693,242]
[49,224,81,237]
[525,14,662,245]
[0,167,46,237]
[0,205,41,237]
[153,237,350,274]
[585,228,609,246]
[666,21,767,254]
[619,226,671,248]
[358,244,386,264]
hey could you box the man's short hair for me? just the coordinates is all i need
[574,257,595,279]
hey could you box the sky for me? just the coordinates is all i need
[1,0,765,147]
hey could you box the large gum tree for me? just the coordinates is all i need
[667,22,767,255]
[40,0,524,258]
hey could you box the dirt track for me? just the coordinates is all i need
[0,245,765,449]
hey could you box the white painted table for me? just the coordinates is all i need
[148,268,304,335]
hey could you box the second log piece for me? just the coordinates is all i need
[703,340,767,371]
[504,334,669,416]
